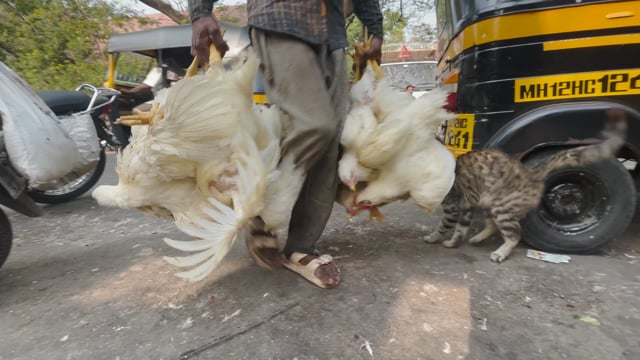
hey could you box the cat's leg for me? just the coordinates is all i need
[489,210,522,262]
[468,214,497,245]
[424,196,458,244]
[443,208,473,248]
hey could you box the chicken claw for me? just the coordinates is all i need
[116,102,159,126]
[351,30,385,80]
[368,206,385,224]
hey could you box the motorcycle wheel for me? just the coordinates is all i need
[0,209,12,269]
[28,149,106,204]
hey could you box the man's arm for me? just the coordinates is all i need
[188,0,229,64]
[352,0,384,67]
[351,0,384,40]
[188,0,215,22]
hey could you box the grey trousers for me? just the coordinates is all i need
[251,29,348,255]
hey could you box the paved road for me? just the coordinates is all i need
[1,154,639,360]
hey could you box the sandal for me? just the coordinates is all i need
[245,217,282,269]
[246,230,283,270]
[283,252,341,289]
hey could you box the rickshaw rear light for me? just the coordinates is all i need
[445,92,457,112]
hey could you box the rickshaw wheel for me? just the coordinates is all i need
[522,149,636,254]
[0,209,12,269]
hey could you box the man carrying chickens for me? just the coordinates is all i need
[188,0,383,288]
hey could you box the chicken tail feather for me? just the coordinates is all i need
[410,88,452,134]
[162,137,268,281]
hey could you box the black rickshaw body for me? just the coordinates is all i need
[436,0,640,159]
[435,0,640,253]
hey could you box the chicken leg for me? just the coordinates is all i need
[116,101,160,126]
[360,29,385,80]
[117,43,224,127]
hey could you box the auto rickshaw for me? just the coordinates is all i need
[435,0,640,253]
[104,22,267,144]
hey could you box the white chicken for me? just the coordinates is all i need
[339,37,457,218]
[92,46,306,282]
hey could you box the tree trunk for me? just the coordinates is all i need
[137,0,188,24]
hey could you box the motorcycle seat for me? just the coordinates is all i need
[36,90,109,116]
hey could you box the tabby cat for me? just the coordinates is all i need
[425,110,627,262]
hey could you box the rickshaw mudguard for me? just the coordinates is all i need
[483,100,640,158]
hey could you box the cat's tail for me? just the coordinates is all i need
[532,109,627,180]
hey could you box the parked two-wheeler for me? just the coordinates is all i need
[0,84,119,268]
[29,84,121,204]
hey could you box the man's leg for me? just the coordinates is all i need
[284,48,348,255]
[249,30,347,287]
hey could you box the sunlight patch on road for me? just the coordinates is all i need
[71,256,250,307]
[377,278,471,358]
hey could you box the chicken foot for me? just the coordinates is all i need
[116,101,159,126]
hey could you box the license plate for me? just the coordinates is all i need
[444,113,474,158]
[514,68,640,102]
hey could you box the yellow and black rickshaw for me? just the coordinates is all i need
[436,0,640,253]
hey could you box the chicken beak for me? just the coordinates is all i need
[349,183,357,192]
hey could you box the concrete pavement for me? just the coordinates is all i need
[1,154,638,360]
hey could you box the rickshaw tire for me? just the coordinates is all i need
[28,150,106,204]
[521,150,636,254]
[0,209,13,269]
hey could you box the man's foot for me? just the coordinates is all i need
[246,231,283,269]
[245,217,283,269]
[283,252,341,289]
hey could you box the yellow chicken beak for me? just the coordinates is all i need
[349,183,357,192]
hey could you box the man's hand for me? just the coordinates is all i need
[359,36,382,72]
[191,15,229,65]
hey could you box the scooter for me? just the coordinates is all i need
[0,84,119,269]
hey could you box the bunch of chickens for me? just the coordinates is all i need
[339,37,456,220]
[92,36,457,283]
[92,46,306,281]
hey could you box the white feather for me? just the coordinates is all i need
[162,136,267,281]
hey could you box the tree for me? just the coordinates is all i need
[137,0,187,23]
[0,0,136,90]
[383,9,408,43]
[409,22,437,43]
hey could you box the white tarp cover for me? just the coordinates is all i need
[0,61,88,187]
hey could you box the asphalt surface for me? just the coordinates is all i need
[1,153,639,360]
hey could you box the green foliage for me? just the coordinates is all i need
[346,9,408,45]
[383,9,408,43]
[0,0,135,90]
[409,22,437,42]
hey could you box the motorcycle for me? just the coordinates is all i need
[0,84,118,269]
